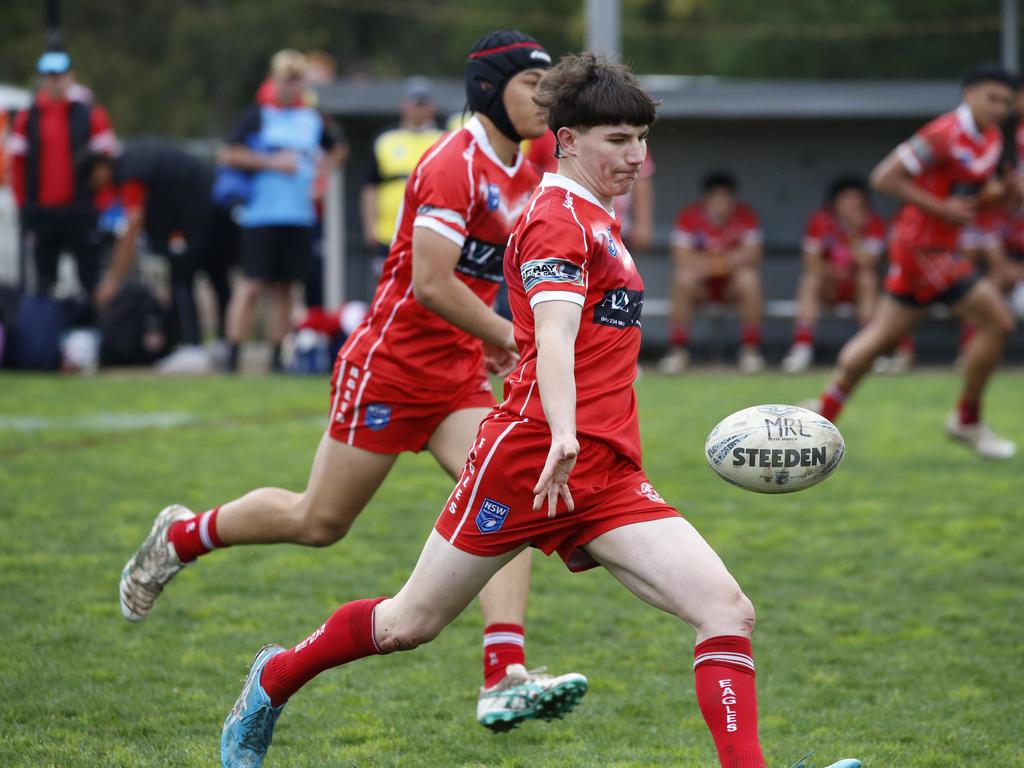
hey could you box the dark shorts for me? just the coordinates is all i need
[240,225,313,283]
[887,274,978,307]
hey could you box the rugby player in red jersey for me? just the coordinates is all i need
[660,173,766,374]
[120,30,587,731]
[218,52,862,768]
[781,177,889,373]
[812,64,1018,459]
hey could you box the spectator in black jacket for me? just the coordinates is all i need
[82,141,238,371]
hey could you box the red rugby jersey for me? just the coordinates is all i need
[803,208,886,272]
[340,116,538,388]
[893,104,1002,249]
[671,201,762,253]
[499,173,644,465]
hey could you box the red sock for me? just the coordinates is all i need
[740,324,762,348]
[482,623,526,687]
[958,397,981,426]
[792,323,814,346]
[670,325,690,348]
[694,636,765,768]
[168,507,226,563]
[260,597,387,706]
[898,336,915,354]
[959,324,975,351]
[819,382,849,422]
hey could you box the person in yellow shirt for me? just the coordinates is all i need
[360,78,443,274]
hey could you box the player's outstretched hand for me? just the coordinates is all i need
[940,196,977,226]
[533,437,579,518]
[484,342,520,377]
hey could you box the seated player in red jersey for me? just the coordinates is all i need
[218,52,863,768]
[121,30,588,734]
[660,172,766,374]
[782,176,888,373]
[811,64,1018,459]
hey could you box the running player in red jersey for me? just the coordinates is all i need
[120,30,587,731]
[219,52,862,768]
[782,176,888,373]
[812,64,1018,459]
[659,172,766,374]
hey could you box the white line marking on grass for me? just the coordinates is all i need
[0,412,196,432]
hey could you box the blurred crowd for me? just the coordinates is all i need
[1,46,1023,375]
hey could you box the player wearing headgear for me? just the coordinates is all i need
[120,29,587,734]
[781,176,889,373]
[219,51,862,768]
[811,64,1018,459]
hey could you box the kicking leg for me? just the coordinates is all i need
[222,531,520,767]
[584,517,858,768]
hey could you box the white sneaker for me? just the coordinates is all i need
[781,343,813,374]
[119,505,194,620]
[657,347,689,374]
[944,413,1017,460]
[873,349,913,375]
[476,664,588,732]
[737,345,765,374]
[155,345,212,375]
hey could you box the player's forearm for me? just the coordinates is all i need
[218,145,271,172]
[360,186,378,243]
[535,317,577,440]
[106,216,143,281]
[414,273,513,349]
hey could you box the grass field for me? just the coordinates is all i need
[1,369,1022,768]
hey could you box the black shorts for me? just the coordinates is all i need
[887,273,979,308]
[240,225,313,283]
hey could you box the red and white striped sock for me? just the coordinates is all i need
[693,635,766,768]
[483,623,526,687]
[260,596,387,706]
[168,506,227,563]
[793,322,814,347]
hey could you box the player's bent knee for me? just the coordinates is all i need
[692,587,755,637]
[295,498,354,547]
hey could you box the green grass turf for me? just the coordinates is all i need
[1,370,1021,767]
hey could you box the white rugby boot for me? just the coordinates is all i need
[944,413,1017,460]
[781,342,813,373]
[119,504,194,620]
[657,347,689,374]
[738,345,766,374]
[476,664,588,732]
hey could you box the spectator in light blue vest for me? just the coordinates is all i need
[219,49,345,372]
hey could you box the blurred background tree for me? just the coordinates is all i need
[0,0,1009,136]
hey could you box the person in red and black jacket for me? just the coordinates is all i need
[8,50,116,298]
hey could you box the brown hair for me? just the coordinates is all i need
[534,52,658,134]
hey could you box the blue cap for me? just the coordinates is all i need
[37,51,71,75]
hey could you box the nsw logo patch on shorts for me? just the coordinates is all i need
[364,404,391,431]
[475,497,510,534]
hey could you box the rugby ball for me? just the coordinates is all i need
[704,404,844,493]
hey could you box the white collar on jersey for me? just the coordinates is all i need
[956,103,982,141]
[464,115,524,178]
[539,172,616,216]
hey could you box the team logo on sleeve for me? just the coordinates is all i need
[364,404,392,431]
[475,497,510,534]
[520,259,584,292]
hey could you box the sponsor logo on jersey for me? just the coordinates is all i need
[634,482,665,504]
[593,288,643,329]
[731,446,827,468]
[364,403,392,431]
[520,258,584,292]
[475,497,510,534]
[455,237,506,282]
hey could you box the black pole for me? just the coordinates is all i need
[45,0,62,50]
